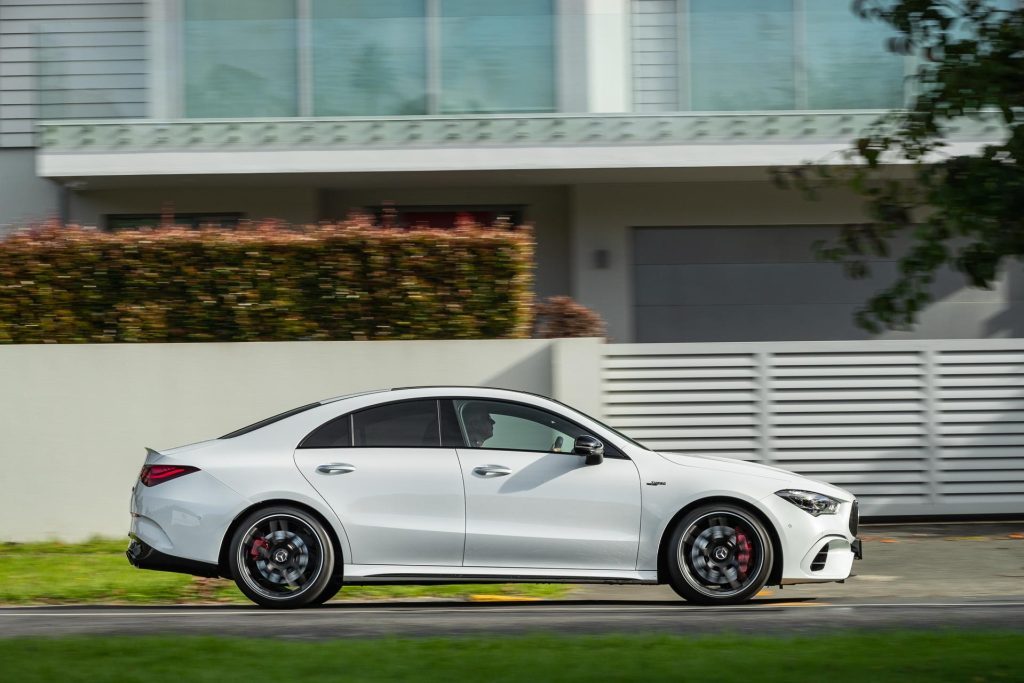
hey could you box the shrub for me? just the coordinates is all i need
[533,296,606,339]
[0,219,534,343]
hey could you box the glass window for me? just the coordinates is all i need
[353,400,440,447]
[455,399,590,453]
[106,213,243,231]
[689,0,796,111]
[312,0,428,116]
[804,1,905,109]
[440,0,556,114]
[184,0,298,117]
[222,402,321,439]
[299,414,352,448]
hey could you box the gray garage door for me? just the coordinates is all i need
[632,226,1020,343]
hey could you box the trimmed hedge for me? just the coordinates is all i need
[0,220,534,343]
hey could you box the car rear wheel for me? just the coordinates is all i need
[229,506,336,609]
[666,504,773,605]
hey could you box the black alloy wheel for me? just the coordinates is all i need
[228,506,337,608]
[666,503,774,605]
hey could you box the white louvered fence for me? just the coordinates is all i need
[602,340,1024,517]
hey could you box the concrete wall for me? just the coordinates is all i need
[0,148,58,232]
[1,338,602,542]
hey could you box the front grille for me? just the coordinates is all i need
[849,500,859,536]
[810,543,830,572]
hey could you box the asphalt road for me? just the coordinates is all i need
[2,522,1022,640]
[2,598,1023,640]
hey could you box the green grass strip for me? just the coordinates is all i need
[0,539,567,604]
[1,632,1021,683]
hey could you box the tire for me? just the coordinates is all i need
[310,571,345,606]
[228,505,336,609]
[665,503,774,605]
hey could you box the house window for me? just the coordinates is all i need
[105,213,244,231]
[370,205,524,229]
[632,0,907,113]
[182,0,556,118]
[183,0,299,117]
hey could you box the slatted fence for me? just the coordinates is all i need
[602,340,1024,517]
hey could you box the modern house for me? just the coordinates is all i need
[0,0,1017,342]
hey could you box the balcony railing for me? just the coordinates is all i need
[36,111,1006,155]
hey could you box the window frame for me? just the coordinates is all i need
[297,396,631,458]
[298,398,447,449]
[449,397,629,459]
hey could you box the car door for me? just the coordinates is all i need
[451,398,643,570]
[293,399,465,566]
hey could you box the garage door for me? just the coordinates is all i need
[632,226,1011,342]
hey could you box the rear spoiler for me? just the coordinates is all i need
[144,447,164,464]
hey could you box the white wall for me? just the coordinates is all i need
[0,149,59,231]
[0,338,602,542]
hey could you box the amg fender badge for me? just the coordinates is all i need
[646,481,666,486]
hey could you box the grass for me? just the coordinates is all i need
[0,539,568,605]
[1,632,1021,682]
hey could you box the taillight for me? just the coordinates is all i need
[139,465,199,486]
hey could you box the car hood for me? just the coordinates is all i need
[656,451,853,501]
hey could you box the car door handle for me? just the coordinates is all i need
[316,463,356,475]
[473,465,511,477]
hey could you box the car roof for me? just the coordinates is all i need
[320,386,551,403]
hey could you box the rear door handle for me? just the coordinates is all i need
[316,463,356,475]
[473,465,511,477]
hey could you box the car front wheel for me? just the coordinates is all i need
[666,504,773,605]
[229,506,337,609]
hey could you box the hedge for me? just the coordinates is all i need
[0,219,534,343]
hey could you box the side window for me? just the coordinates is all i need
[299,414,352,448]
[454,399,590,453]
[353,400,441,448]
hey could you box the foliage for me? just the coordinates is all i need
[3,633,1023,682]
[0,219,534,343]
[533,295,607,339]
[776,0,1023,332]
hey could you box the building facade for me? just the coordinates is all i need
[0,0,1017,342]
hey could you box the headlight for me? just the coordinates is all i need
[775,489,841,516]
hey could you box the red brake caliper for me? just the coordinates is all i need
[249,537,270,560]
[735,530,752,577]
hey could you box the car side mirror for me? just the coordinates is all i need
[573,435,604,465]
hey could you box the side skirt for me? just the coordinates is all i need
[342,565,658,585]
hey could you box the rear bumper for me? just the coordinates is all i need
[127,536,222,578]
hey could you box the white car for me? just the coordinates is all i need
[128,386,861,608]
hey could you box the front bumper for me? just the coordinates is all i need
[762,493,861,584]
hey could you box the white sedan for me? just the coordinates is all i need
[128,386,861,608]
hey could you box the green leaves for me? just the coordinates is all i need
[779,1,1023,332]
[0,220,535,343]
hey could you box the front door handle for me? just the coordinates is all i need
[316,463,356,475]
[473,464,511,477]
